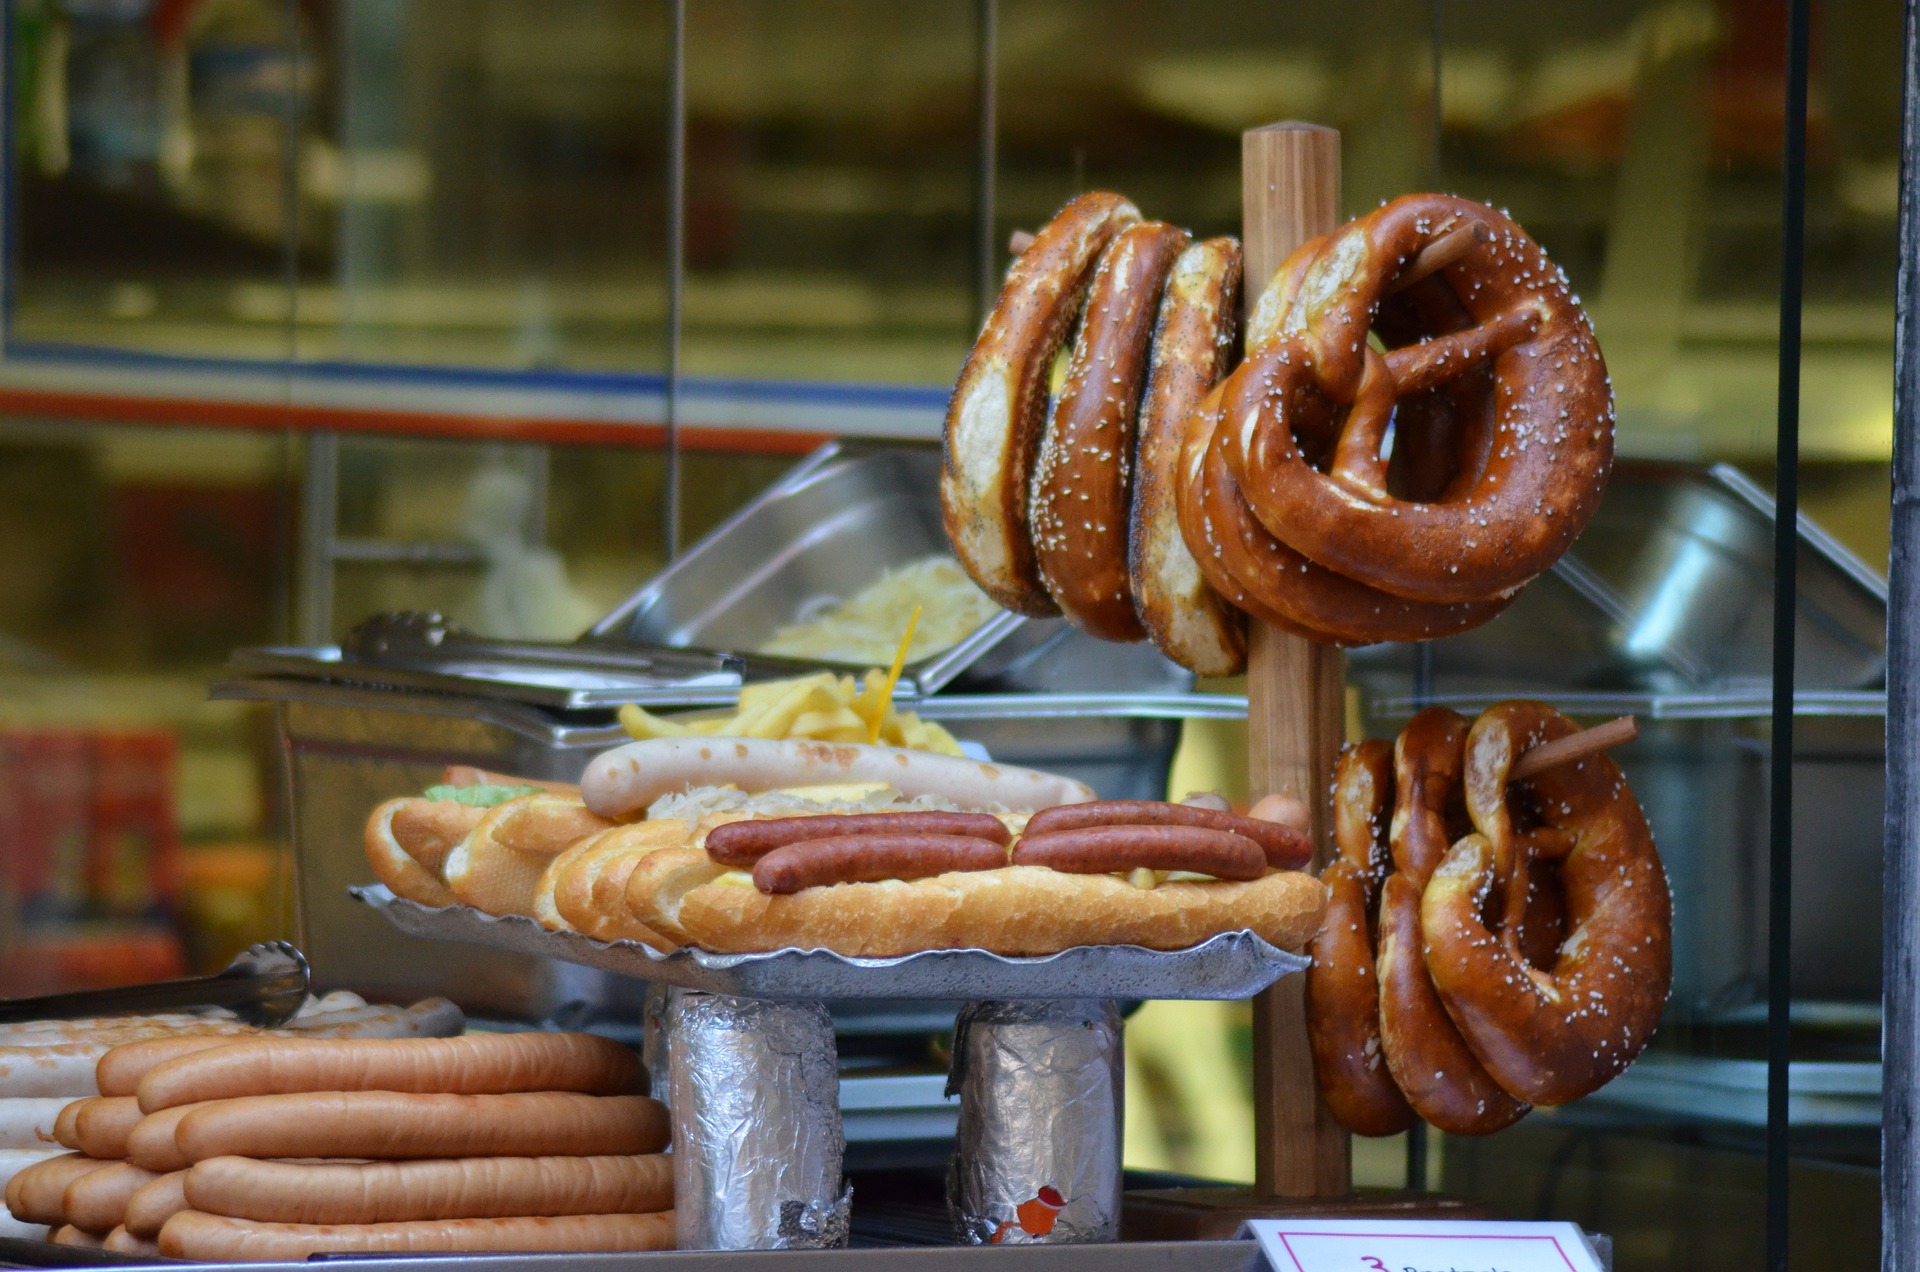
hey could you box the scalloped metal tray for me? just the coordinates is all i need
[351,885,1307,1002]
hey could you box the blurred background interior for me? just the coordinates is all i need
[0,1,1893,1267]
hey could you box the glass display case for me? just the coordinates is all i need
[0,1,1893,1267]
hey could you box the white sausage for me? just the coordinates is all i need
[0,1098,71,1150]
[581,736,1095,818]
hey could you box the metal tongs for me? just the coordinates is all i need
[343,611,745,678]
[344,610,850,686]
[0,941,311,1028]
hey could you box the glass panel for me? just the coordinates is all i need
[321,434,794,643]
[1389,1,1891,1265]
[303,0,672,372]
[680,0,980,382]
[0,418,297,991]
[9,0,308,360]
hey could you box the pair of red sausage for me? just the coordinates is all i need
[703,802,1313,895]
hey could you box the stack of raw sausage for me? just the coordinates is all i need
[0,994,463,1251]
[56,1031,674,1260]
[1304,700,1671,1136]
[942,191,1614,662]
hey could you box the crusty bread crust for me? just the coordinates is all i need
[623,846,1326,957]
[545,820,688,947]
[445,795,613,917]
[1129,237,1247,675]
[364,800,459,907]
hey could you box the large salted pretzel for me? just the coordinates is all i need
[944,190,1611,660]
[1221,195,1612,603]
[1374,709,1528,1135]
[1422,701,1671,1106]
[1304,741,1413,1136]
[1307,702,1667,1136]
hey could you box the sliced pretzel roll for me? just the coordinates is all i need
[943,191,1140,614]
[1128,235,1246,673]
[1029,219,1189,640]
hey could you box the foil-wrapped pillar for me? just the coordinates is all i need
[947,998,1124,1244]
[666,990,850,1250]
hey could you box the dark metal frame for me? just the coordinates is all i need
[1769,1,1811,1269]
[1885,1,1920,1267]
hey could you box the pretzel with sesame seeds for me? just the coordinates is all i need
[1304,739,1415,1136]
[1219,194,1614,608]
[1421,700,1671,1107]
[1030,220,1191,639]
[943,191,1141,616]
[1128,236,1249,673]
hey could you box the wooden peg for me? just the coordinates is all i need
[1510,716,1640,781]
[1240,121,1349,1203]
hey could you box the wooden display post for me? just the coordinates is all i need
[1123,122,1489,1240]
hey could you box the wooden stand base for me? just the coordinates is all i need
[1122,1186,1494,1242]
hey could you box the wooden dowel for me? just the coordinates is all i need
[1510,716,1640,781]
[1241,121,1350,1203]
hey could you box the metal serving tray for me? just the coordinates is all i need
[351,885,1309,1003]
[588,440,1027,697]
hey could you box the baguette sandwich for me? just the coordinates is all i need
[582,738,1328,957]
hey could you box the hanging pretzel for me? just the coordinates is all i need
[1305,740,1414,1137]
[1220,194,1613,606]
[1128,236,1248,674]
[943,192,1140,615]
[1030,220,1192,640]
[1374,708,1529,1135]
[1175,383,1512,645]
[1422,700,1671,1106]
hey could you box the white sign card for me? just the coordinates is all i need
[1241,1219,1608,1272]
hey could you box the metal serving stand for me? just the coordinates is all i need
[349,884,1306,1248]
[218,439,1301,1249]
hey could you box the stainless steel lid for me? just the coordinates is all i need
[231,438,1197,713]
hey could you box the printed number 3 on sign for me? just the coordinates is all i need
[1240,1219,1607,1272]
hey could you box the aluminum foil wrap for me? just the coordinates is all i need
[641,981,671,1103]
[666,991,850,1250]
[947,998,1123,1244]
